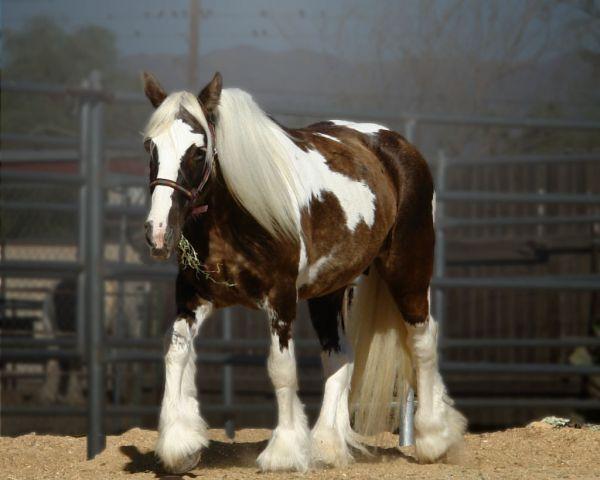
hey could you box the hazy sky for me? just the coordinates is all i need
[2,0,593,114]
[3,0,586,64]
[2,0,381,57]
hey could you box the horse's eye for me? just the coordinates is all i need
[195,148,206,160]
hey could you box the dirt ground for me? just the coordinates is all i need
[1,422,598,480]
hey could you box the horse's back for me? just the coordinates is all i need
[295,121,433,299]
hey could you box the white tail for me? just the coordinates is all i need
[346,267,413,436]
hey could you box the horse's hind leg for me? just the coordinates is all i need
[398,296,466,462]
[308,287,361,467]
[378,229,466,462]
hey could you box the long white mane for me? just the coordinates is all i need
[215,89,303,240]
[143,88,303,240]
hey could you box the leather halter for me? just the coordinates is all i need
[149,122,216,217]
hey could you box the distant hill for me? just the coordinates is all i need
[120,46,596,119]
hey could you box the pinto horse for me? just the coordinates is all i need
[141,71,466,474]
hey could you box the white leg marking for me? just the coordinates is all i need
[257,331,310,472]
[408,316,466,462]
[311,326,363,467]
[156,304,212,473]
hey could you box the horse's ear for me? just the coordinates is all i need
[142,71,167,108]
[198,72,222,114]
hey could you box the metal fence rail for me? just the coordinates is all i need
[432,150,600,375]
[2,78,600,458]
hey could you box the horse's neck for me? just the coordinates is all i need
[185,177,277,254]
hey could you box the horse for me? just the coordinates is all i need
[38,278,85,406]
[141,71,466,474]
[38,278,147,406]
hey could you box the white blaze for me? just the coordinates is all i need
[146,119,205,248]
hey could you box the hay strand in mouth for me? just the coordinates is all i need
[177,235,236,287]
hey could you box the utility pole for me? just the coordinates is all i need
[189,0,200,89]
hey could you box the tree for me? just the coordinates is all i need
[1,17,141,240]
[1,16,137,136]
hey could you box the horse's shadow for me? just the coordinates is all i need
[120,439,416,477]
[355,446,417,465]
[119,438,269,478]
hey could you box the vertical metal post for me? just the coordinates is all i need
[399,387,415,446]
[77,79,92,354]
[434,150,448,347]
[86,71,106,459]
[404,118,417,143]
[223,308,235,439]
[114,188,128,406]
[188,0,201,89]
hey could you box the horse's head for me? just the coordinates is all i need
[141,71,222,259]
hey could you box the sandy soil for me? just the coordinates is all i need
[1,423,598,480]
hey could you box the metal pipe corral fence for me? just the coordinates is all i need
[1,78,600,458]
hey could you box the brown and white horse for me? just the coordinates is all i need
[141,71,466,474]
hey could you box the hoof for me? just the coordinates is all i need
[257,426,310,472]
[160,449,202,474]
[155,417,208,474]
[311,426,353,468]
[415,405,467,463]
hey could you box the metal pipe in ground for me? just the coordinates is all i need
[399,388,415,446]
[85,70,106,459]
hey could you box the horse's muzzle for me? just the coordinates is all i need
[144,220,175,259]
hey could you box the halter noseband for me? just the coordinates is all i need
[149,122,216,217]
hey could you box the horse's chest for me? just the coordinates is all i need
[199,238,294,307]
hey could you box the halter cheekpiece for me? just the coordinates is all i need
[149,121,217,217]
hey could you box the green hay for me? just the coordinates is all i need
[177,235,236,287]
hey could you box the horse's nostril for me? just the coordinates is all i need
[164,226,174,246]
[144,221,154,247]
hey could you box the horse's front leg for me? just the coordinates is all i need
[257,297,310,472]
[155,303,212,474]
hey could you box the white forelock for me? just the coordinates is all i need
[143,91,212,154]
